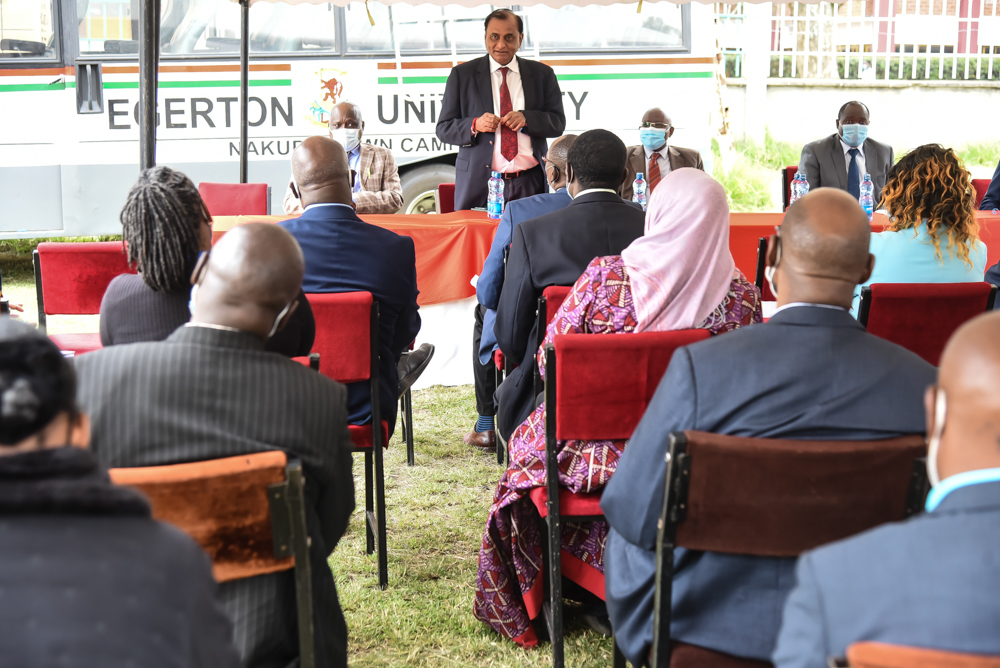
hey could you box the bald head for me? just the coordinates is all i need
[329,102,363,130]
[544,135,577,190]
[930,312,1000,481]
[291,136,353,208]
[767,188,875,308]
[191,223,304,341]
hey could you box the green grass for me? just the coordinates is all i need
[713,137,784,213]
[956,141,1000,168]
[734,131,803,172]
[332,384,615,667]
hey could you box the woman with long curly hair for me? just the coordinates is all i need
[853,144,987,314]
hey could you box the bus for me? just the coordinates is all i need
[0,0,719,237]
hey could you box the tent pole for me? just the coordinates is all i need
[240,0,249,183]
[139,0,160,170]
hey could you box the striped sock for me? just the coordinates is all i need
[475,414,495,433]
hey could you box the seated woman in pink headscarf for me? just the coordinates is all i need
[473,168,763,647]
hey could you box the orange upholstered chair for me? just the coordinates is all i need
[646,431,928,668]
[32,242,135,354]
[540,329,711,668]
[436,182,456,214]
[972,179,991,210]
[304,291,390,589]
[858,283,997,365]
[109,452,318,667]
[198,182,270,216]
[847,642,1000,668]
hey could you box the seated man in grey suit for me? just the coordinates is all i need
[601,188,935,667]
[620,107,704,201]
[774,312,1000,667]
[76,224,355,668]
[799,100,894,204]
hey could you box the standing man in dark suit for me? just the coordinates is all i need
[494,129,646,442]
[435,9,566,212]
[799,101,894,205]
[602,188,935,667]
[774,311,1000,668]
[282,136,431,437]
[465,134,576,450]
[620,107,705,201]
[76,223,356,668]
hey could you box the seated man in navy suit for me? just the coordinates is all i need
[281,136,431,435]
[465,133,576,450]
[774,312,1000,667]
[980,157,1000,211]
[602,188,935,667]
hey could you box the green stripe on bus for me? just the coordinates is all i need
[105,82,138,88]
[0,78,291,93]
[556,72,713,80]
[0,83,67,92]
[378,76,399,84]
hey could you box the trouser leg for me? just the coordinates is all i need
[472,304,497,416]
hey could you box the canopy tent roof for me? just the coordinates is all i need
[247,0,822,5]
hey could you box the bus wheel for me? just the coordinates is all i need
[399,164,456,214]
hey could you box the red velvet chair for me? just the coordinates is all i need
[753,237,777,302]
[198,182,271,216]
[972,178,991,210]
[539,329,711,668]
[648,431,928,668]
[858,282,997,365]
[32,242,135,354]
[304,291,390,589]
[781,166,799,211]
[436,182,456,214]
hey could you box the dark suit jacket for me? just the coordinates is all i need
[981,158,1000,210]
[75,326,355,668]
[619,145,705,200]
[435,55,566,211]
[280,203,420,434]
[601,306,935,666]
[799,133,894,205]
[773,479,1000,668]
[494,190,645,439]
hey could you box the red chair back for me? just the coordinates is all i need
[782,166,798,210]
[542,285,572,326]
[859,282,997,365]
[972,179,991,209]
[437,182,456,214]
[198,182,270,216]
[35,241,135,316]
[551,330,710,442]
[304,292,373,383]
[753,237,776,301]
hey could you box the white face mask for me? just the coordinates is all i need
[330,128,361,153]
[764,265,777,299]
[188,282,199,316]
[926,389,947,488]
[267,300,294,339]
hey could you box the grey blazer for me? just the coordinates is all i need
[620,144,704,200]
[799,133,894,205]
[76,326,355,668]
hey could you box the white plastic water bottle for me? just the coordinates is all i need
[859,173,874,222]
[789,171,809,206]
[632,172,647,211]
[487,171,504,220]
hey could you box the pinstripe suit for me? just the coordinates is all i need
[75,325,355,668]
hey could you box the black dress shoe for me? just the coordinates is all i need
[397,343,435,397]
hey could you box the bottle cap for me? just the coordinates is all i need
[492,171,500,178]
[864,174,871,180]
[636,172,643,179]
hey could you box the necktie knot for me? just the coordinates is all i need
[848,148,859,158]
[499,66,509,79]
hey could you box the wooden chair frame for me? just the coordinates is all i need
[648,431,930,668]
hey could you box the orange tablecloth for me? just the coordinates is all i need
[729,211,1000,281]
[212,211,498,307]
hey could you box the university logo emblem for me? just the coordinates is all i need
[307,67,348,129]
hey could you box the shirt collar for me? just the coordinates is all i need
[489,55,518,73]
[644,144,669,161]
[926,467,1000,512]
[573,188,618,199]
[840,138,865,157]
[304,202,355,212]
[348,144,361,159]
[185,322,241,333]
[771,302,848,316]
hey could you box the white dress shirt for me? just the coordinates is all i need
[841,138,867,191]
[488,56,537,173]
[643,143,672,178]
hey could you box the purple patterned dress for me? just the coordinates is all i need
[473,255,762,646]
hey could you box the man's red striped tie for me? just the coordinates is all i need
[647,154,662,193]
[499,67,518,162]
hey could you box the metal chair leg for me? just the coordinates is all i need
[364,449,374,555]
[374,438,388,589]
[613,637,627,668]
[548,512,564,668]
[404,389,415,467]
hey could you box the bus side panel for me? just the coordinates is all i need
[0,165,64,234]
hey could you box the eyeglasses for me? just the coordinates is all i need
[639,121,672,130]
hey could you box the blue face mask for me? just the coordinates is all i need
[639,127,667,151]
[840,123,869,147]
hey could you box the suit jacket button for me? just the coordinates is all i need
[490,141,494,145]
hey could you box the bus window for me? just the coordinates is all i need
[344,2,497,54]
[0,0,58,60]
[525,2,684,50]
[344,0,391,52]
[79,0,337,55]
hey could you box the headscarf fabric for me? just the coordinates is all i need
[621,168,736,332]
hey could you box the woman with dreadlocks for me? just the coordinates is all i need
[100,166,314,356]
